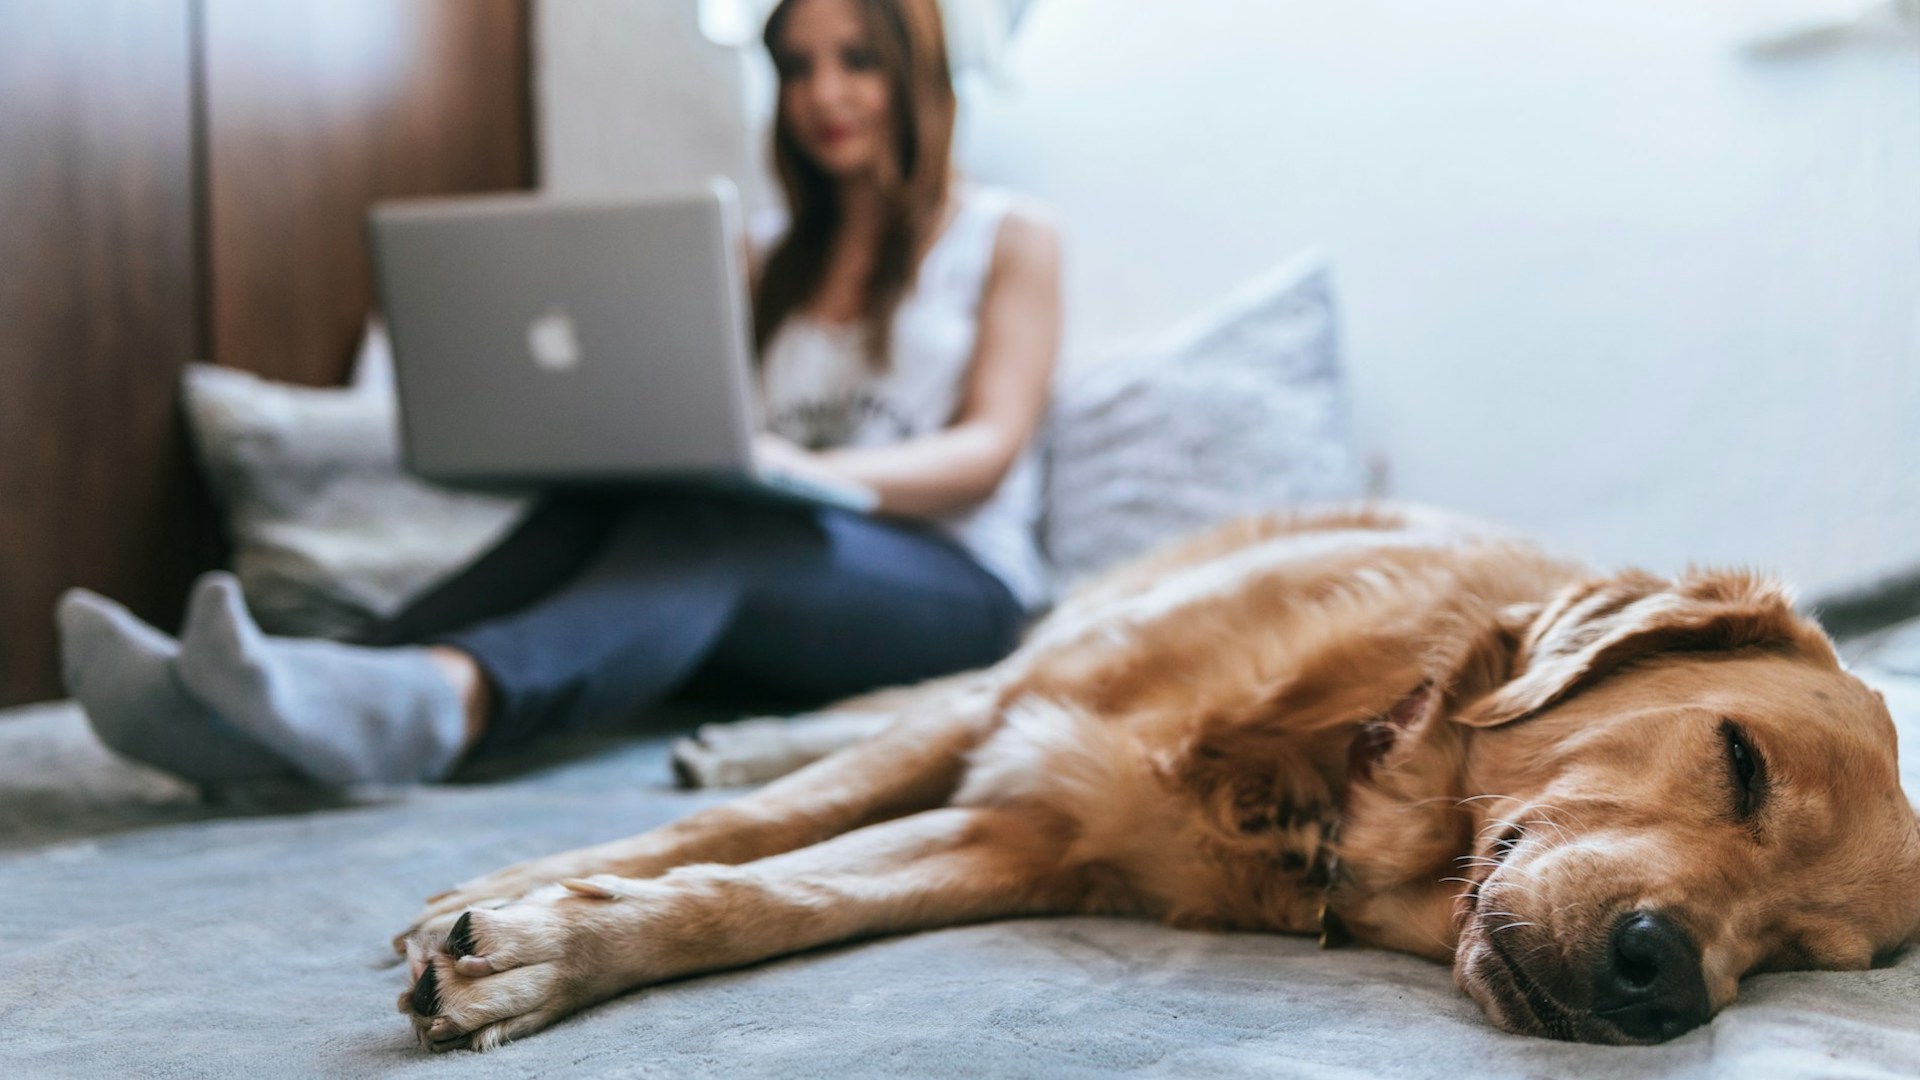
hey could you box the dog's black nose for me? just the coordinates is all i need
[1593,911,1711,1042]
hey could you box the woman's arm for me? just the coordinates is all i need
[805,205,1063,519]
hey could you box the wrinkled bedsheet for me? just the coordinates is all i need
[5,625,1920,1079]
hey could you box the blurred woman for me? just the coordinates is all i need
[57,0,1062,787]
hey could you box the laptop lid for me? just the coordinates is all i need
[368,180,757,488]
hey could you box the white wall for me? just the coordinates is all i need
[538,0,1920,600]
[536,0,765,206]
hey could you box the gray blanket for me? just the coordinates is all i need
[6,631,1920,1078]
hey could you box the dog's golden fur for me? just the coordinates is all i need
[397,504,1920,1050]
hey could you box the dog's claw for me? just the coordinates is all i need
[561,877,618,900]
[448,911,478,957]
[410,962,442,1017]
[428,1033,470,1054]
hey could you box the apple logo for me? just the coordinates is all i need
[527,306,583,372]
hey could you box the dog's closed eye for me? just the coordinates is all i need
[1720,720,1766,822]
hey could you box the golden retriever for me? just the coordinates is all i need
[396,504,1920,1050]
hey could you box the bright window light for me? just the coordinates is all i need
[699,0,766,48]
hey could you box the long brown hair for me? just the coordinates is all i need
[753,0,956,370]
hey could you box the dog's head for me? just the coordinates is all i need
[1446,570,1920,1044]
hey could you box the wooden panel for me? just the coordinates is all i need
[0,0,532,705]
[202,0,534,385]
[0,0,209,706]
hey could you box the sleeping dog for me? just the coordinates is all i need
[396,504,1920,1049]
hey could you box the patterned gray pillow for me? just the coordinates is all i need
[181,362,528,638]
[1041,252,1364,587]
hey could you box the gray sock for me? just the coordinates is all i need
[56,590,294,784]
[176,573,468,786]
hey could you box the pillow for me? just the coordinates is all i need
[182,325,530,638]
[1041,251,1364,586]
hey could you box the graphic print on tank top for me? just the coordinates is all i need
[769,379,915,451]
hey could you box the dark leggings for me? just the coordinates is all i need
[355,491,1025,758]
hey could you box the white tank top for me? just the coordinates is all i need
[757,186,1051,611]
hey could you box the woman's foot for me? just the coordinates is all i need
[56,590,294,783]
[177,573,469,786]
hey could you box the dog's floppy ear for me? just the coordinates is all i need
[1455,569,1834,728]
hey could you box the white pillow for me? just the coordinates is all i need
[181,327,529,638]
[1041,251,1363,586]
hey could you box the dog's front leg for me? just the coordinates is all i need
[396,683,1008,948]
[399,804,1080,1052]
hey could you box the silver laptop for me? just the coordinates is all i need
[366,179,877,512]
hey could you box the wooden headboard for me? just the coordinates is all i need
[0,0,533,706]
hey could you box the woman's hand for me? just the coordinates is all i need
[752,433,834,480]
[753,434,881,511]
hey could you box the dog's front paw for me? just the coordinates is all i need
[398,876,634,1052]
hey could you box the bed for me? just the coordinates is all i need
[3,624,1918,1077]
